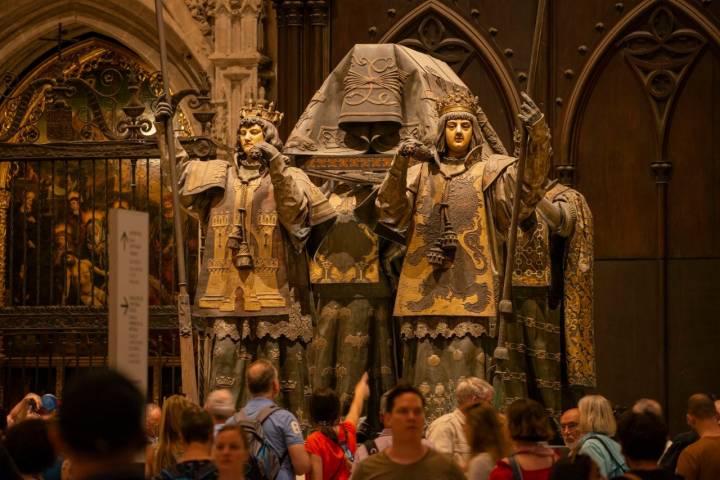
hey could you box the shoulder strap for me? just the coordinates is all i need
[584,434,626,471]
[363,438,379,455]
[256,404,281,424]
[233,409,248,423]
[255,405,288,464]
[507,456,524,480]
[338,424,355,462]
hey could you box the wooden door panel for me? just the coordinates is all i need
[666,49,720,258]
[667,259,720,434]
[575,52,658,259]
[595,260,663,408]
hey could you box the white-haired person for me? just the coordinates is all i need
[204,388,235,435]
[426,377,494,470]
[575,395,628,478]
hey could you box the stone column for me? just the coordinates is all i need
[272,0,304,138]
[306,0,329,101]
[204,0,265,145]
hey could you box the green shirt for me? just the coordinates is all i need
[352,448,465,480]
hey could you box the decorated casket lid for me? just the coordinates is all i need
[284,44,468,161]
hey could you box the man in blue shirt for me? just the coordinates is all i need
[229,359,310,479]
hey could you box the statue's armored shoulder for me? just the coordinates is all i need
[180,159,229,196]
[482,154,516,191]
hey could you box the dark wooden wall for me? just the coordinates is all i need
[272,0,720,434]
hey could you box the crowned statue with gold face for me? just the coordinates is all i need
[179,100,336,418]
[376,88,554,420]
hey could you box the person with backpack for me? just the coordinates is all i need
[352,390,434,471]
[305,373,369,479]
[228,359,310,480]
[574,395,629,479]
[156,406,218,480]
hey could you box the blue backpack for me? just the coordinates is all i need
[233,405,287,480]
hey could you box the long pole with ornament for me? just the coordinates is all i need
[493,0,548,385]
[153,0,198,403]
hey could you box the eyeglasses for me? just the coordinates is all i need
[560,421,579,431]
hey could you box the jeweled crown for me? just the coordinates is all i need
[435,87,479,116]
[239,99,284,126]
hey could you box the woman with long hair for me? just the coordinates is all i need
[305,373,369,480]
[146,395,194,478]
[489,398,557,480]
[575,395,628,478]
[464,403,511,480]
[213,425,249,480]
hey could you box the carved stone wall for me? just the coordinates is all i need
[0,0,273,149]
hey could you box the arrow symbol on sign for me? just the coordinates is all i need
[121,231,129,251]
[121,297,129,315]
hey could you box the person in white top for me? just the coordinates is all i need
[426,377,494,470]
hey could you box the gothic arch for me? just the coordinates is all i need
[0,0,210,96]
[560,0,720,166]
[379,0,522,126]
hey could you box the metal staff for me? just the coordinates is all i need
[494,0,548,370]
[153,0,198,403]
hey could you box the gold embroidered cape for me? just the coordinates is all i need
[549,184,596,388]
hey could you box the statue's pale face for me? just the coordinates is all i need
[444,119,472,157]
[238,123,265,156]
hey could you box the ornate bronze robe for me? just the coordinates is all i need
[180,154,335,420]
[307,188,396,432]
[376,119,551,421]
[503,183,595,417]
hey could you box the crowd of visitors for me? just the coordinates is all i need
[0,365,718,480]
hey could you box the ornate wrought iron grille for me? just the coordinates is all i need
[0,37,215,407]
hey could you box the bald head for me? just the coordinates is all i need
[688,393,716,420]
[246,360,278,396]
[145,403,161,439]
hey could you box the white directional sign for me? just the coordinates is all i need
[108,209,149,396]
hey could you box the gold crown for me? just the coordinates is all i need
[436,87,479,116]
[239,99,284,126]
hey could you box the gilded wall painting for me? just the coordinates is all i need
[0,38,197,307]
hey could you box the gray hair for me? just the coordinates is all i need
[578,394,617,436]
[205,389,235,420]
[456,377,494,406]
[632,398,663,417]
